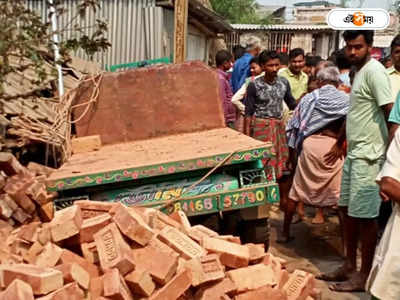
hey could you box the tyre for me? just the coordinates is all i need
[239,218,270,252]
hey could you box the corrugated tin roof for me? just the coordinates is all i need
[231,24,331,30]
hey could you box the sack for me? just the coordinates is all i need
[366,204,400,300]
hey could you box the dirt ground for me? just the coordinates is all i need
[268,205,370,300]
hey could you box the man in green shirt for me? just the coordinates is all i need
[278,48,308,102]
[321,30,394,292]
[388,34,400,142]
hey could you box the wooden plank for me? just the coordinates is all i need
[46,128,273,191]
[173,0,188,63]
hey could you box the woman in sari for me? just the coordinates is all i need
[280,66,350,243]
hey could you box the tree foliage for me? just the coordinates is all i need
[0,0,110,97]
[210,0,273,24]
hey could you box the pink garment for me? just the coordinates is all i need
[217,69,237,125]
[289,134,344,207]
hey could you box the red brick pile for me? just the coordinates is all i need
[0,198,321,300]
[0,153,56,227]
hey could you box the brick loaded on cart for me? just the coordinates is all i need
[46,61,279,249]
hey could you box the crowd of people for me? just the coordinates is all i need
[215,30,400,299]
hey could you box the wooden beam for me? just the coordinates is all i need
[174,0,189,64]
[188,17,216,37]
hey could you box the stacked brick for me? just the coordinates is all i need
[0,198,321,300]
[0,153,56,227]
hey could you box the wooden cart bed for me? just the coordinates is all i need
[47,128,274,192]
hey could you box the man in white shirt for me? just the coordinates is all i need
[367,128,400,300]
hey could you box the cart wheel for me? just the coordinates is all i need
[240,218,270,252]
[188,213,221,233]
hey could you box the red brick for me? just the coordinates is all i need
[1,194,18,212]
[0,278,34,300]
[103,268,134,300]
[132,246,178,285]
[89,276,104,299]
[283,270,315,300]
[81,241,99,264]
[4,180,36,214]
[79,213,112,243]
[0,196,13,219]
[12,208,31,224]
[276,269,289,290]
[50,205,83,242]
[158,226,207,260]
[113,205,154,246]
[149,269,192,300]
[94,223,135,276]
[0,264,63,295]
[247,243,266,262]
[148,236,179,257]
[73,62,225,144]
[59,249,100,278]
[25,241,44,264]
[233,285,286,300]
[35,282,84,300]
[192,225,218,237]
[37,224,51,246]
[201,237,249,268]
[227,264,277,293]
[38,202,54,222]
[184,254,225,287]
[125,269,155,297]
[27,162,55,177]
[35,243,62,268]
[187,228,209,244]
[0,153,26,176]
[25,181,48,206]
[17,222,41,243]
[194,277,237,300]
[74,200,116,220]
[169,211,192,231]
[54,263,90,290]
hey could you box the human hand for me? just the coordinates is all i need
[324,143,344,165]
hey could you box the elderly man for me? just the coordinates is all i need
[230,37,261,94]
[280,66,350,242]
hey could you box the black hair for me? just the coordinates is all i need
[305,55,321,67]
[278,52,289,65]
[391,34,400,52]
[335,49,351,70]
[215,50,233,67]
[259,50,279,65]
[250,56,260,65]
[289,48,305,60]
[343,30,374,46]
[233,45,245,60]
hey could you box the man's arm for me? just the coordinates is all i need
[283,80,297,110]
[231,82,247,114]
[244,82,257,136]
[379,177,400,204]
[324,120,346,165]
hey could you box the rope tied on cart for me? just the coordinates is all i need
[143,145,270,212]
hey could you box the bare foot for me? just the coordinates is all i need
[329,273,367,292]
[316,265,354,282]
